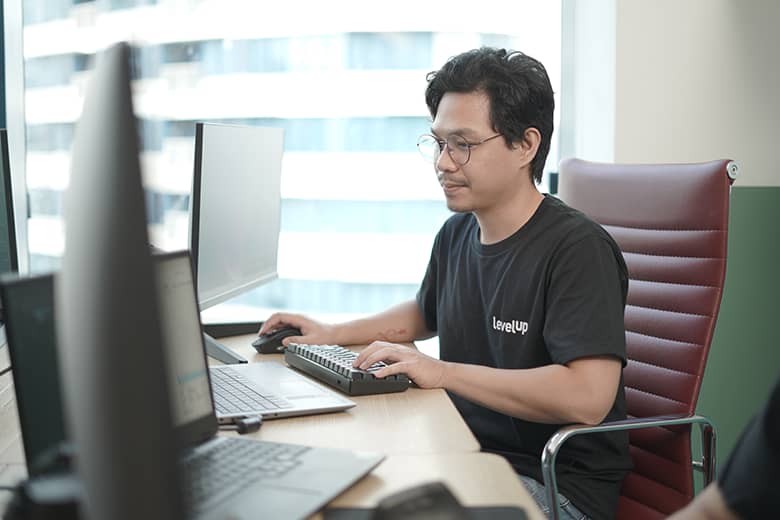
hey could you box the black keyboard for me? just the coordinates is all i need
[181,437,309,515]
[284,343,410,396]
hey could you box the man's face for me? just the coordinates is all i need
[430,91,531,215]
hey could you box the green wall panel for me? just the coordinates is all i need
[694,186,780,481]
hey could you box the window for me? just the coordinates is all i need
[347,33,433,70]
[14,0,562,324]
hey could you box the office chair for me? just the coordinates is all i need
[542,158,738,520]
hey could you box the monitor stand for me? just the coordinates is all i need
[203,333,248,364]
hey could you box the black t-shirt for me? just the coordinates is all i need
[719,373,780,517]
[417,195,632,520]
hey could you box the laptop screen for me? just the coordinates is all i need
[154,251,220,446]
[156,252,214,426]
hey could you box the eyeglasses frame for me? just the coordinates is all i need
[417,133,503,166]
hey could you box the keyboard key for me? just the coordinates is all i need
[182,438,310,514]
[211,368,287,413]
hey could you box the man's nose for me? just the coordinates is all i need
[435,146,458,173]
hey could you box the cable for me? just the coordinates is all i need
[0,365,11,377]
[218,416,262,435]
[0,485,16,491]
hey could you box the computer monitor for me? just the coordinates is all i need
[189,122,284,364]
[0,273,65,475]
[0,129,20,342]
[57,42,183,519]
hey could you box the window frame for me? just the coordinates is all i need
[2,0,30,274]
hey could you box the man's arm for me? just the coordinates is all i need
[259,299,433,347]
[668,484,740,520]
[670,373,780,519]
[443,355,622,425]
[355,344,622,425]
[337,300,434,345]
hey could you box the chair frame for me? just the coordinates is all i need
[541,414,717,520]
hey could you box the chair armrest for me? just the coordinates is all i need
[540,414,717,520]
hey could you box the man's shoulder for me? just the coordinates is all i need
[540,195,618,247]
[540,195,597,229]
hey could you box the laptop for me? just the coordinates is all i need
[1,267,383,519]
[155,250,384,517]
[154,250,355,424]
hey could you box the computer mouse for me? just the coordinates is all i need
[251,326,302,354]
[372,481,470,520]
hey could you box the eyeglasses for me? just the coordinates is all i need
[416,133,503,166]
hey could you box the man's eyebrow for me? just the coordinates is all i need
[430,127,480,138]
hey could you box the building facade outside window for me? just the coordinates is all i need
[17,0,561,324]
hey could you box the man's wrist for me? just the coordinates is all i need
[329,323,349,346]
[437,360,455,389]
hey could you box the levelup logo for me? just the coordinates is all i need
[492,315,529,335]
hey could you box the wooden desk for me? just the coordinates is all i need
[0,346,26,512]
[0,337,543,518]
[324,452,544,519]
[216,335,481,455]
[0,347,22,464]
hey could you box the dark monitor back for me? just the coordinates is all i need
[0,273,66,474]
[0,129,19,277]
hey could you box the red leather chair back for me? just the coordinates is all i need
[558,158,735,519]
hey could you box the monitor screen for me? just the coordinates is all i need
[189,123,284,310]
[155,251,214,428]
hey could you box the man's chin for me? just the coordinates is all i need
[445,200,472,213]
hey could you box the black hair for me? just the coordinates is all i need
[425,47,554,184]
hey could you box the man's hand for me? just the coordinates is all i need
[668,484,740,520]
[258,312,339,347]
[353,341,450,389]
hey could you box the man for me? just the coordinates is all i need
[261,48,631,519]
[669,373,779,519]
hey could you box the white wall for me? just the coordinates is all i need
[615,0,780,187]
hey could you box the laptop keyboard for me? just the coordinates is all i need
[182,437,310,515]
[210,367,290,415]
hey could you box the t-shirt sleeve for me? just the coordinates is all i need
[416,231,441,334]
[543,232,628,365]
[719,374,780,517]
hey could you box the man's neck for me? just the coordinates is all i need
[475,187,545,245]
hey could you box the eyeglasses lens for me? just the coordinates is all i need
[417,135,470,165]
[446,135,469,165]
[416,135,440,162]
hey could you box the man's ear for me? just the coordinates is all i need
[514,127,541,167]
